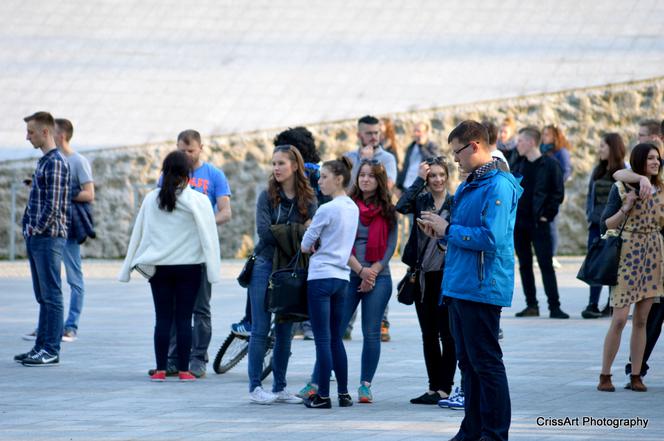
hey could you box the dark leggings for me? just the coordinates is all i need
[149,264,202,372]
[414,270,457,394]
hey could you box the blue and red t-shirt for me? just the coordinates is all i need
[159,162,231,210]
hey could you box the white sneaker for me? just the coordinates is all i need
[274,389,303,404]
[250,386,277,405]
[552,257,562,269]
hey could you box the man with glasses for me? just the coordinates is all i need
[418,120,520,441]
[345,115,397,190]
[396,121,440,195]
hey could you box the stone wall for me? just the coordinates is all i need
[1,77,663,259]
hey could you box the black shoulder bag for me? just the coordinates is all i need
[266,250,308,319]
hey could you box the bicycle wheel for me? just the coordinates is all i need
[260,335,274,380]
[213,332,249,374]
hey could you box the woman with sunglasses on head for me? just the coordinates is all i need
[300,157,358,409]
[247,145,317,404]
[597,143,664,393]
[396,157,456,404]
[346,159,398,403]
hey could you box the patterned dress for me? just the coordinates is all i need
[610,182,664,308]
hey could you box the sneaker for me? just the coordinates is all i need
[581,304,602,319]
[358,383,373,403]
[190,360,206,378]
[338,393,353,407]
[549,309,570,319]
[410,391,442,405]
[148,367,178,377]
[21,349,59,366]
[22,330,37,341]
[61,330,77,342]
[380,320,391,342]
[231,320,251,337]
[150,370,166,382]
[178,371,196,382]
[275,389,303,404]
[14,348,38,363]
[304,394,332,409]
[250,386,277,405]
[552,257,562,269]
[439,387,464,410]
[515,306,539,317]
[297,382,318,399]
[303,328,314,341]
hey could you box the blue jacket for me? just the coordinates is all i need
[441,168,522,307]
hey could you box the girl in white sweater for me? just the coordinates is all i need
[301,157,359,408]
[119,151,220,382]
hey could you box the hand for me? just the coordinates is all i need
[623,191,638,211]
[301,244,316,254]
[417,161,431,180]
[419,211,448,237]
[358,279,374,292]
[359,266,378,285]
[359,145,375,160]
[638,176,653,200]
[304,219,312,227]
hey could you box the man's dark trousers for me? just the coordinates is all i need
[448,297,510,441]
[514,221,561,311]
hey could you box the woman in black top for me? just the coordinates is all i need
[396,157,456,404]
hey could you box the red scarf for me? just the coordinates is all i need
[354,198,389,263]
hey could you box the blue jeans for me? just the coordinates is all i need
[448,298,510,441]
[342,274,392,383]
[307,278,349,397]
[63,238,85,332]
[586,223,604,305]
[26,235,66,356]
[247,256,293,392]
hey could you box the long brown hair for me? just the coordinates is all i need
[592,133,626,181]
[630,143,664,190]
[267,145,315,219]
[543,124,572,152]
[350,161,397,228]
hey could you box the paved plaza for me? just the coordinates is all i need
[0,257,662,440]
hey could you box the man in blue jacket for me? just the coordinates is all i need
[420,120,522,441]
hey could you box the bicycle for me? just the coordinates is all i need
[212,321,274,381]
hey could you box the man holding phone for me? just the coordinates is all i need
[419,120,521,441]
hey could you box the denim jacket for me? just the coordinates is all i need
[441,168,522,307]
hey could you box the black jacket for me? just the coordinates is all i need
[396,141,440,191]
[395,176,453,268]
[512,155,564,225]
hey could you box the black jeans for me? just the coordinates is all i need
[625,300,664,377]
[514,222,561,311]
[149,264,202,372]
[414,271,456,394]
[448,298,510,441]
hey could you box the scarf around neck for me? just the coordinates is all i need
[354,198,389,263]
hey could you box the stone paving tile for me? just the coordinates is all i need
[1,1,664,159]
[0,257,662,440]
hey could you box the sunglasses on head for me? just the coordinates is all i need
[425,155,446,165]
[360,158,381,166]
[273,145,292,153]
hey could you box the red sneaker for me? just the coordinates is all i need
[179,371,196,382]
[150,370,166,382]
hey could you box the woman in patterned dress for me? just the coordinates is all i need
[597,143,664,392]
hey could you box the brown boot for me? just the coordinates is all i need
[597,374,615,392]
[629,375,647,392]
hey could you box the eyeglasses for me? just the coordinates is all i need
[425,155,446,165]
[359,158,381,166]
[453,142,473,156]
[273,145,292,153]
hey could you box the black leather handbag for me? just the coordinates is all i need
[237,254,256,288]
[266,250,308,319]
[396,267,419,305]
[577,213,629,287]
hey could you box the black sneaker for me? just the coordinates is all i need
[14,348,37,363]
[410,391,440,404]
[338,393,353,407]
[549,309,570,319]
[304,394,332,409]
[21,349,59,366]
[515,306,539,317]
[581,304,602,319]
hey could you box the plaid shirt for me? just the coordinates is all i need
[22,148,71,237]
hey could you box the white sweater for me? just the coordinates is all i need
[301,195,359,281]
[118,187,221,283]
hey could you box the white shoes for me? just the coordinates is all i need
[250,386,277,405]
[275,389,303,404]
